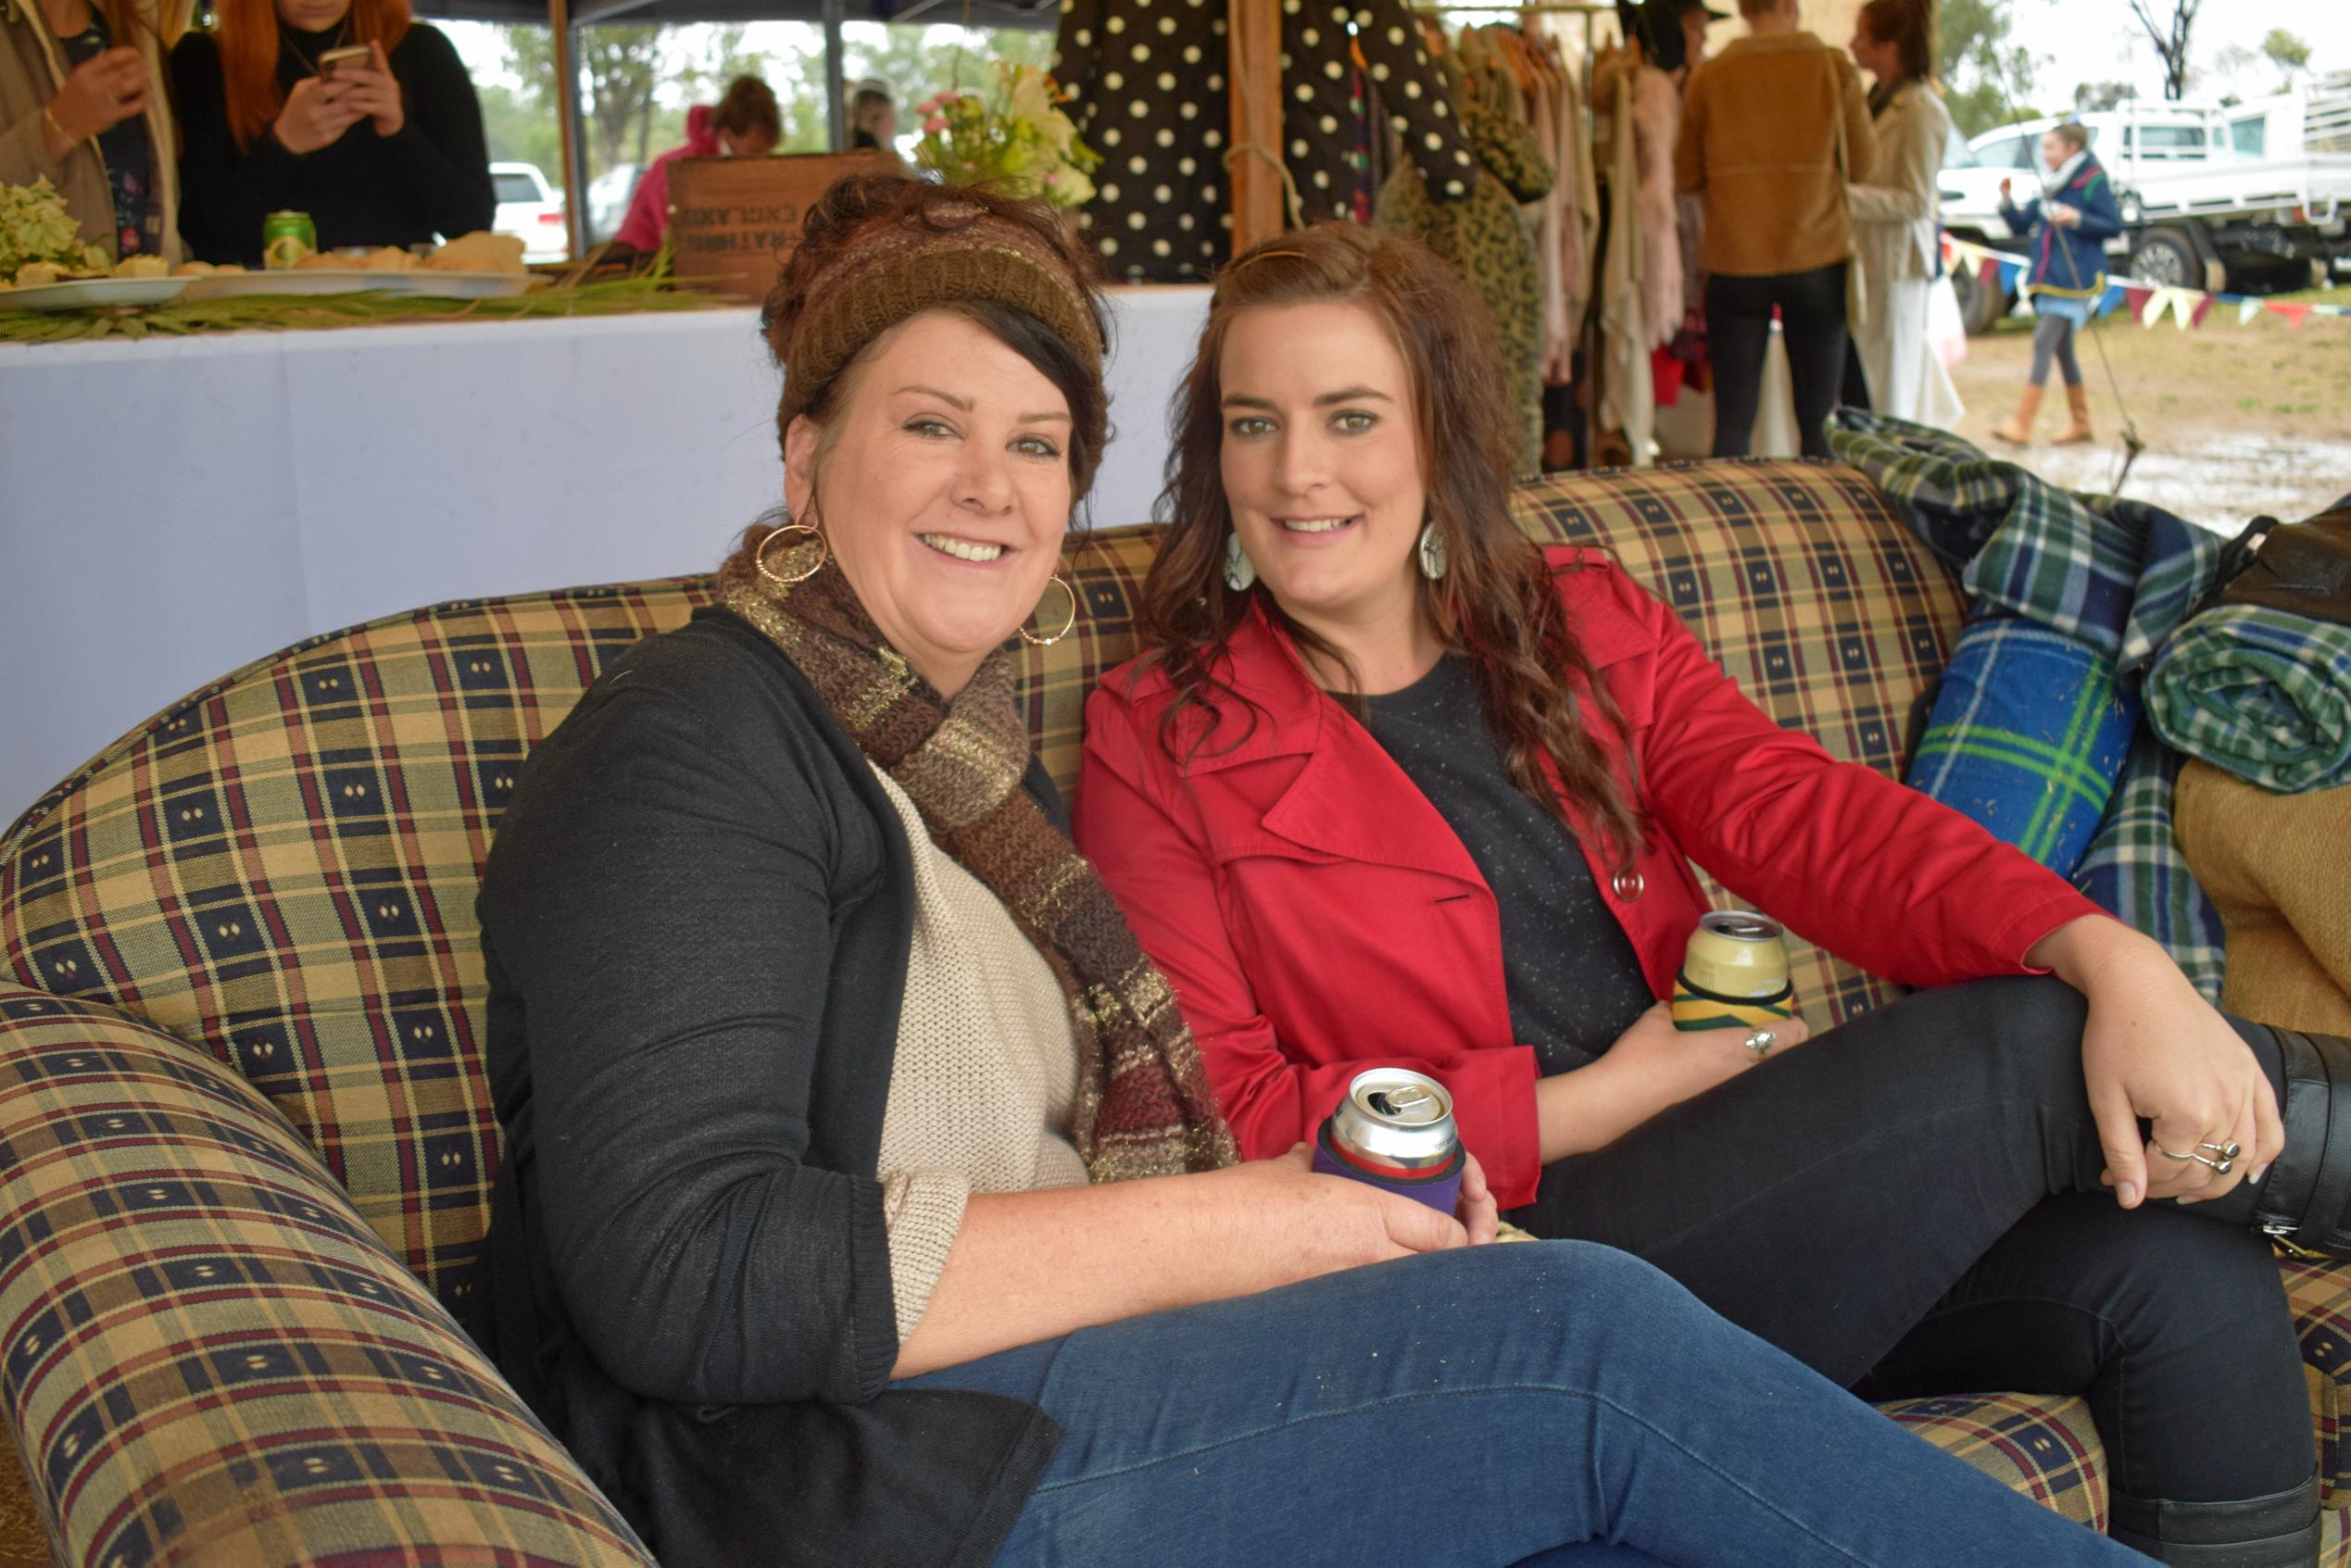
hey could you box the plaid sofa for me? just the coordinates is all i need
[4,458,2349,1564]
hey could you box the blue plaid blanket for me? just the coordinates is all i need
[1829,411,2228,998]
[2146,604,2351,793]
[1909,618,2140,872]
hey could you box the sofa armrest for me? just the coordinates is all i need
[0,986,652,1567]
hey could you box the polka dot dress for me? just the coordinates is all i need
[1053,0,1477,282]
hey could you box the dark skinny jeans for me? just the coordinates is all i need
[1507,975,2313,1512]
[1706,261,1850,460]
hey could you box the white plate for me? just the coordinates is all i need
[0,275,190,312]
[178,270,414,301]
[386,271,545,300]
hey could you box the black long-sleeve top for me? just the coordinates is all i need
[471,608,1060,1568]
[170,20,493,265]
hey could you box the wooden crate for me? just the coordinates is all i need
[669,150,899,300]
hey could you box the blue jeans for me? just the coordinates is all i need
[902,1243,2147,1567]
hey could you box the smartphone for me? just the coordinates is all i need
[318,44,371,79]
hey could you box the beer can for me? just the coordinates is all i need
[1670,910,1796,1033]
[262,211,317,270]
[1311,1068,1465,1213]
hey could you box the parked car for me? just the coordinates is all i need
[491,161,569,265]
[586,161,644,246]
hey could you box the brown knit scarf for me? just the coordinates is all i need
[721,546,1238,1182]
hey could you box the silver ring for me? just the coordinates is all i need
[2156,1145,2234,1174]
[2200,1140,2243,1160]
[1741,1029,1777,1059]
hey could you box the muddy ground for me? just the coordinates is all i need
[1943,288,2351,528]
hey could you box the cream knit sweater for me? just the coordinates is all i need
[869,765,1090,1343]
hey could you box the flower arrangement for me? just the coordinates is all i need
[912,64,1100,209]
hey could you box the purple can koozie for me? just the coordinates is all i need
[1312,1068,1465,1214]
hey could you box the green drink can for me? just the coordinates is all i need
[262,211,317,270]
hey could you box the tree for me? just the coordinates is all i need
[2261,28,2313,88]
[1938,0,2041,139]
[2125,0,2202,102]
[500,24,670,181]
[2074,80,2134,113]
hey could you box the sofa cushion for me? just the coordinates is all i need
[0,586,707,1303]
[0,985,652,1566]
[1507,459,1970,1027]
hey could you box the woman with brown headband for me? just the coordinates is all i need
[470,177,2145,1568]
[1078,221,2344,1565]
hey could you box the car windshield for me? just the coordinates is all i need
[1942,135,1976,169]
[495,173,542,204]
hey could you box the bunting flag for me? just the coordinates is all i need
[1941,234,2349,330]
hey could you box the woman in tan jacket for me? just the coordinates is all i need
[1,0,182,265]
[1676,0,1871,458]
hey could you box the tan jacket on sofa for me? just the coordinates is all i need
[1675,31,1873,279]
[0,0,184,264]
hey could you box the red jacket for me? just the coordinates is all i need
[1075,546,2105,1208]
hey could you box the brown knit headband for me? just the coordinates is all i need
[777,207,1106,456]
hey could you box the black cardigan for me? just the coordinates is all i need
[471,608,1062,1568]
[170,22,495,264]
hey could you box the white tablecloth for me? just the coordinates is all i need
[0,285,1212,824]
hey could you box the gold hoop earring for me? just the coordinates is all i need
[1019,574,1079,647]
[755,520,827,586]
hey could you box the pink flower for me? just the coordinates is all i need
[923,115,949,133]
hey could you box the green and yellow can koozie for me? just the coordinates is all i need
[1671,911,1796,1032]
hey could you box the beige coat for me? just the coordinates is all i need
[1675,31,1873,278]
[1,0,182,263]
[1845,78,1960,426]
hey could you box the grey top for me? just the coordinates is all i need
[1361,655,1654,1073]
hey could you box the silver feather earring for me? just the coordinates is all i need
[1417,520,1448,582]
[1224,532,1258,592]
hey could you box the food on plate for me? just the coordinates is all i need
[421,231,527,274]
[8,260,69,288]
[1,176,110,287]
[173,261,250,277]
[113,254,170,279]
[362,245,420,271]
[292,250,370,271]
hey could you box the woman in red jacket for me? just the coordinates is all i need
[1075,223,2345,1567]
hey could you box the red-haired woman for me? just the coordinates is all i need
[1076,221,2348,1564]
[2,0,182,264]
[170,0,490,264]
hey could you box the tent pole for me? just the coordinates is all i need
[549,0,585,258]
[1226,0,1282,251]
[823,0,848,152]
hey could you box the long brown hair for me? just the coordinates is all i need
[213,0,413,150]
[1139,224,1645,869]
[711,74,780,143]
[1858,0,1937,88]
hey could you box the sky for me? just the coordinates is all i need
[1996,2,2351,109]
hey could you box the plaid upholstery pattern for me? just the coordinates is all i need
[1881,1391,2106,1530]
[2073,730,2231,1002]
[0,985,652,1566]
[1907,616,2140,875]
[2146,605,2351,795]
[4,461,2349,1557]
[1,583,711,1308]
[1507,458,1970,1030]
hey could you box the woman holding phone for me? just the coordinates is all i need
[171,0,492,264]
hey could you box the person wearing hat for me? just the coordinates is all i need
[1618,0,1730,76]
[467,173,2154,1568]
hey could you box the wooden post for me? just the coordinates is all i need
[549,0,585,261]
[1226,0,1284,252]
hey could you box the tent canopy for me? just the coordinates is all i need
[410,0,1055,27]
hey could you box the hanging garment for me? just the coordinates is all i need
[1377,31,1554,476]
[1053,0,1477,282]
[1541,32,1599,384]
[1593,47,1655,465]
[1629,63,1682,351]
